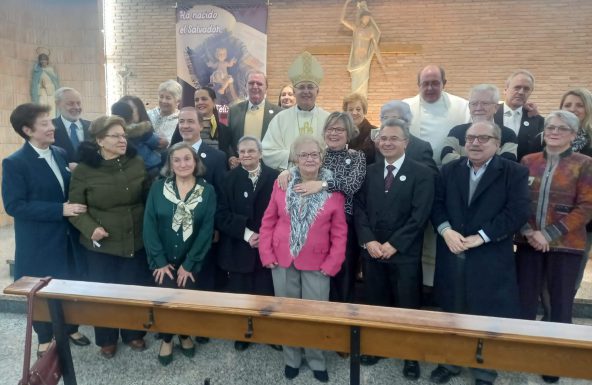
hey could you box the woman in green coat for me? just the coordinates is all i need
[69,115,150,358]
[143,142,216,365]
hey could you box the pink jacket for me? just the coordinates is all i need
[259,181,347,277]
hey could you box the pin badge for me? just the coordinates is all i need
[399,175,407,181]
[345,158,351,165]
[244,191,248,198]
[524,121,530,127]
[201,153,207,158]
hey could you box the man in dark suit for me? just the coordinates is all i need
[429,121,530,385]
[226,70,282,168]
[494,69,544,161]
[52,87,91,164]
[178,106,227,296]
[2,103,91,355]
[354,118,435,380]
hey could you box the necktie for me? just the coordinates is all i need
[69,122,80,150]
[513,110,521,132]
[385,165,395,192]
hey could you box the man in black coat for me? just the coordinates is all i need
[52,87,91,164]
[179,106,227,293]
[494,69,544,161]
[354,118,435,380]
[215,136,279,351]
[429,121,530,385]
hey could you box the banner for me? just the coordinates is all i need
[176,2,268,120]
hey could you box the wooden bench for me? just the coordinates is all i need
[5,276,592,384]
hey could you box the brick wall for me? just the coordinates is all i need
[0,0,105,226]
[108,0,592,121]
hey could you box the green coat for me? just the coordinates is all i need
[143,178,215,273]
[69,155,147,258]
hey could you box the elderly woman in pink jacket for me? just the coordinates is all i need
[259,135,347,383]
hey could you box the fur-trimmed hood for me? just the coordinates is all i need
[77,141,138,168]
[126,121,153,139]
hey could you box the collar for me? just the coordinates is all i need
[466,157,493,171]
[296,105,316,112]
[503,103,522,115]
[191,139,203,153]
[28,141,52,158]
[242,163,261,176]
[384,153,405,170]
[61,115,80,128]
[544,147,573,159]
[248,99,265,111]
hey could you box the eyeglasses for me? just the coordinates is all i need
[104,134,128,140]
[297,151,321,160]
[326,127,347,133]
[294,84,318,91]
[544,125,572,133]
[419,80,442,89]
[465,135,498,144]
[469,101,497,108]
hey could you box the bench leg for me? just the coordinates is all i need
[350,326,360,385]
[48,299,77,385]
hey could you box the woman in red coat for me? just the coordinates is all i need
[259,135,347,383]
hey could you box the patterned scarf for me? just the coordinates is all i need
[572,128,590,153]
[286,167,332,257]
[162,178,204,241]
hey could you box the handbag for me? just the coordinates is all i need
[19,277,62,385]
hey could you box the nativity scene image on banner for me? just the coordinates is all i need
[176,2,268,120]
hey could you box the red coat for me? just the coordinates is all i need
[259,181,347,277]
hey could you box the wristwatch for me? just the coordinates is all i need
[321,181,328,190]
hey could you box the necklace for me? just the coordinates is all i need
[296,108,316,135]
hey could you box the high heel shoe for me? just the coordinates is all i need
[179,336,195,358]
[158,341,173,366]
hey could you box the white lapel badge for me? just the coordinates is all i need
[345,158,351,165]
[244,191,249,198]
[200,152,207,158]
[197,196,203,203]
[528,176,534,186]
[524,121,530,127]
[399,175,407,181]
[269,110,274,114]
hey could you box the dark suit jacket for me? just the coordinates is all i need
[196,141,227,197]
[374,134,437,175]
[354,157,435,264]
[431,155,530,318]
[2,142,78,279]
[215,164,279,273]
[52,116,91,163]
[227,100,282,157]
[494,105,544,161]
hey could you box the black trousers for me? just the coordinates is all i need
[330,218,359,303]
[363,258,422,309]
[516,245,582,324]
[155,267,198,343]
[225,266,274,297]
[85,248,151,347]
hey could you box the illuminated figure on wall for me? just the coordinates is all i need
[31,48,60,117]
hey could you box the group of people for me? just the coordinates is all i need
[3,51,592,385]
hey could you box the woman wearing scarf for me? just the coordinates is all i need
[259,135,347,383]
[143,142,216,366]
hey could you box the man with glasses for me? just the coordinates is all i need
[430,120,530,385]
[441,84,518,164]
[403,65,470,167]
[494,69,544,161]
[354,118,434,380]
[262,51,330,170]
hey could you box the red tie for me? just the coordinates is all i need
[385,165,395,192]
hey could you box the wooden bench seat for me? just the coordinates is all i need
[5,277,592,384]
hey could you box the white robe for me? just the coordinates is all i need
[261,105,330,170]
[403,92,470,167]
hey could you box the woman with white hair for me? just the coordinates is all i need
[147,79,182,143]
[259,135,347,383]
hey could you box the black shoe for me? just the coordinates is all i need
[360,355,381,366]
[403,360,420,380]
[475,380,493,385]
[268,344,283,351]
[284,365,299,379]
[542,375,560,383]
[69,333,91,346]
[234,341,250,351]
[430,365,460,384]
[195,336,210,344]
[313,370,329,383]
